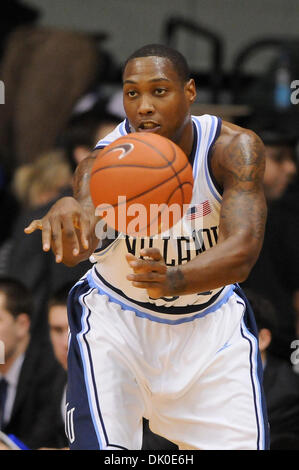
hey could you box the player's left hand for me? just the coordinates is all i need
[126,248,169,299]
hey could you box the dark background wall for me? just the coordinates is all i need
[25,0,299,72]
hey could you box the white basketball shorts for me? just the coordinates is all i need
[65,269,269,450]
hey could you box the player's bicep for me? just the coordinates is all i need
[217,132,267,252]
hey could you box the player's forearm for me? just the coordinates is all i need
[167,232,260,295]
[168,128,267,295]
[73,154,96,209]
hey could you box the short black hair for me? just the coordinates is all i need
[123,43,190,83]
[244,288,278,334]
[48,282,74,310]
[0,277,33,319]
[56,113,106,172]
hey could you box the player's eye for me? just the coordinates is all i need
[127,90,138,98]
[154,88,167,96]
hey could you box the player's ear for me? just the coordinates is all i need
[184,78,196,105]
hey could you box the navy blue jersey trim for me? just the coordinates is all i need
[207,116,223,196]
[94,235,120,254]
[67,281,104,449]
[69,281,121,449]
[240,321,261,449]
[93,267,224,315]
[234,285,270,450]
[106,444,129,450]
[188,121,198,169]
[82,302,110,448]
[125,118,131,133]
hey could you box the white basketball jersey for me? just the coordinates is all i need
[90,114,232,313]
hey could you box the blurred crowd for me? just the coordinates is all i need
[0,0,299,451]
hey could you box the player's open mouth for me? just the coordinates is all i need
[138,121,161,133]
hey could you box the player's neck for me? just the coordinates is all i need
[177,118,194,159]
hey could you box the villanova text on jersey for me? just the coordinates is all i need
[124,220,219,266]
[90,114,230,311]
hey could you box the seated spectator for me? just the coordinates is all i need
[11,150,73,209]
[56,110,120,172]
[0,277,65,449]
[1,150,91,343]
[242,129,298,359]
[41,283,72,450]
[260,130,297,201]
[245,288,299,450]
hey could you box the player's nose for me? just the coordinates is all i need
[138,94,154,115]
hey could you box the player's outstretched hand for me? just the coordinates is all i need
[126,248,169,299]
[24,196,97,265]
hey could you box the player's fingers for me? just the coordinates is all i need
[127,272,166,282]
[128,259,167,274]
[62,217,81,256]
[77,215,92,250]
[24,219,43,234]
[140,247,163,261]
[50,218,64,262]
[41,219,52,252]
[129,280,162,291]
[126,253,138,264]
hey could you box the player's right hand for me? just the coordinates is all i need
[24,196,95,264]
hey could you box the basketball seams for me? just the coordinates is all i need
[97,160,191,210]
[91,161,172,177]
[166,181,193,199]
[95,134,176,168]
[91,135,176,175]
[120,136,189,206]
[121,135,176,164]
[127,136,188,207]
[91,136,190,208]
[120,181,193,234]
[130,181,193,233]
[90,132,194,235]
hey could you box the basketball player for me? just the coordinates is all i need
[25,44,269,450]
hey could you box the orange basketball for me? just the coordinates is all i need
[90,132,194,237]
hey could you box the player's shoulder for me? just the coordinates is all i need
[212,119,265,164]
[218,120,264,147]
[209,119,266,186]
[191,114,263,149]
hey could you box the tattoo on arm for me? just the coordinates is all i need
[221,132,265,185]
[168,267,187,294]
[218,132,267,243]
